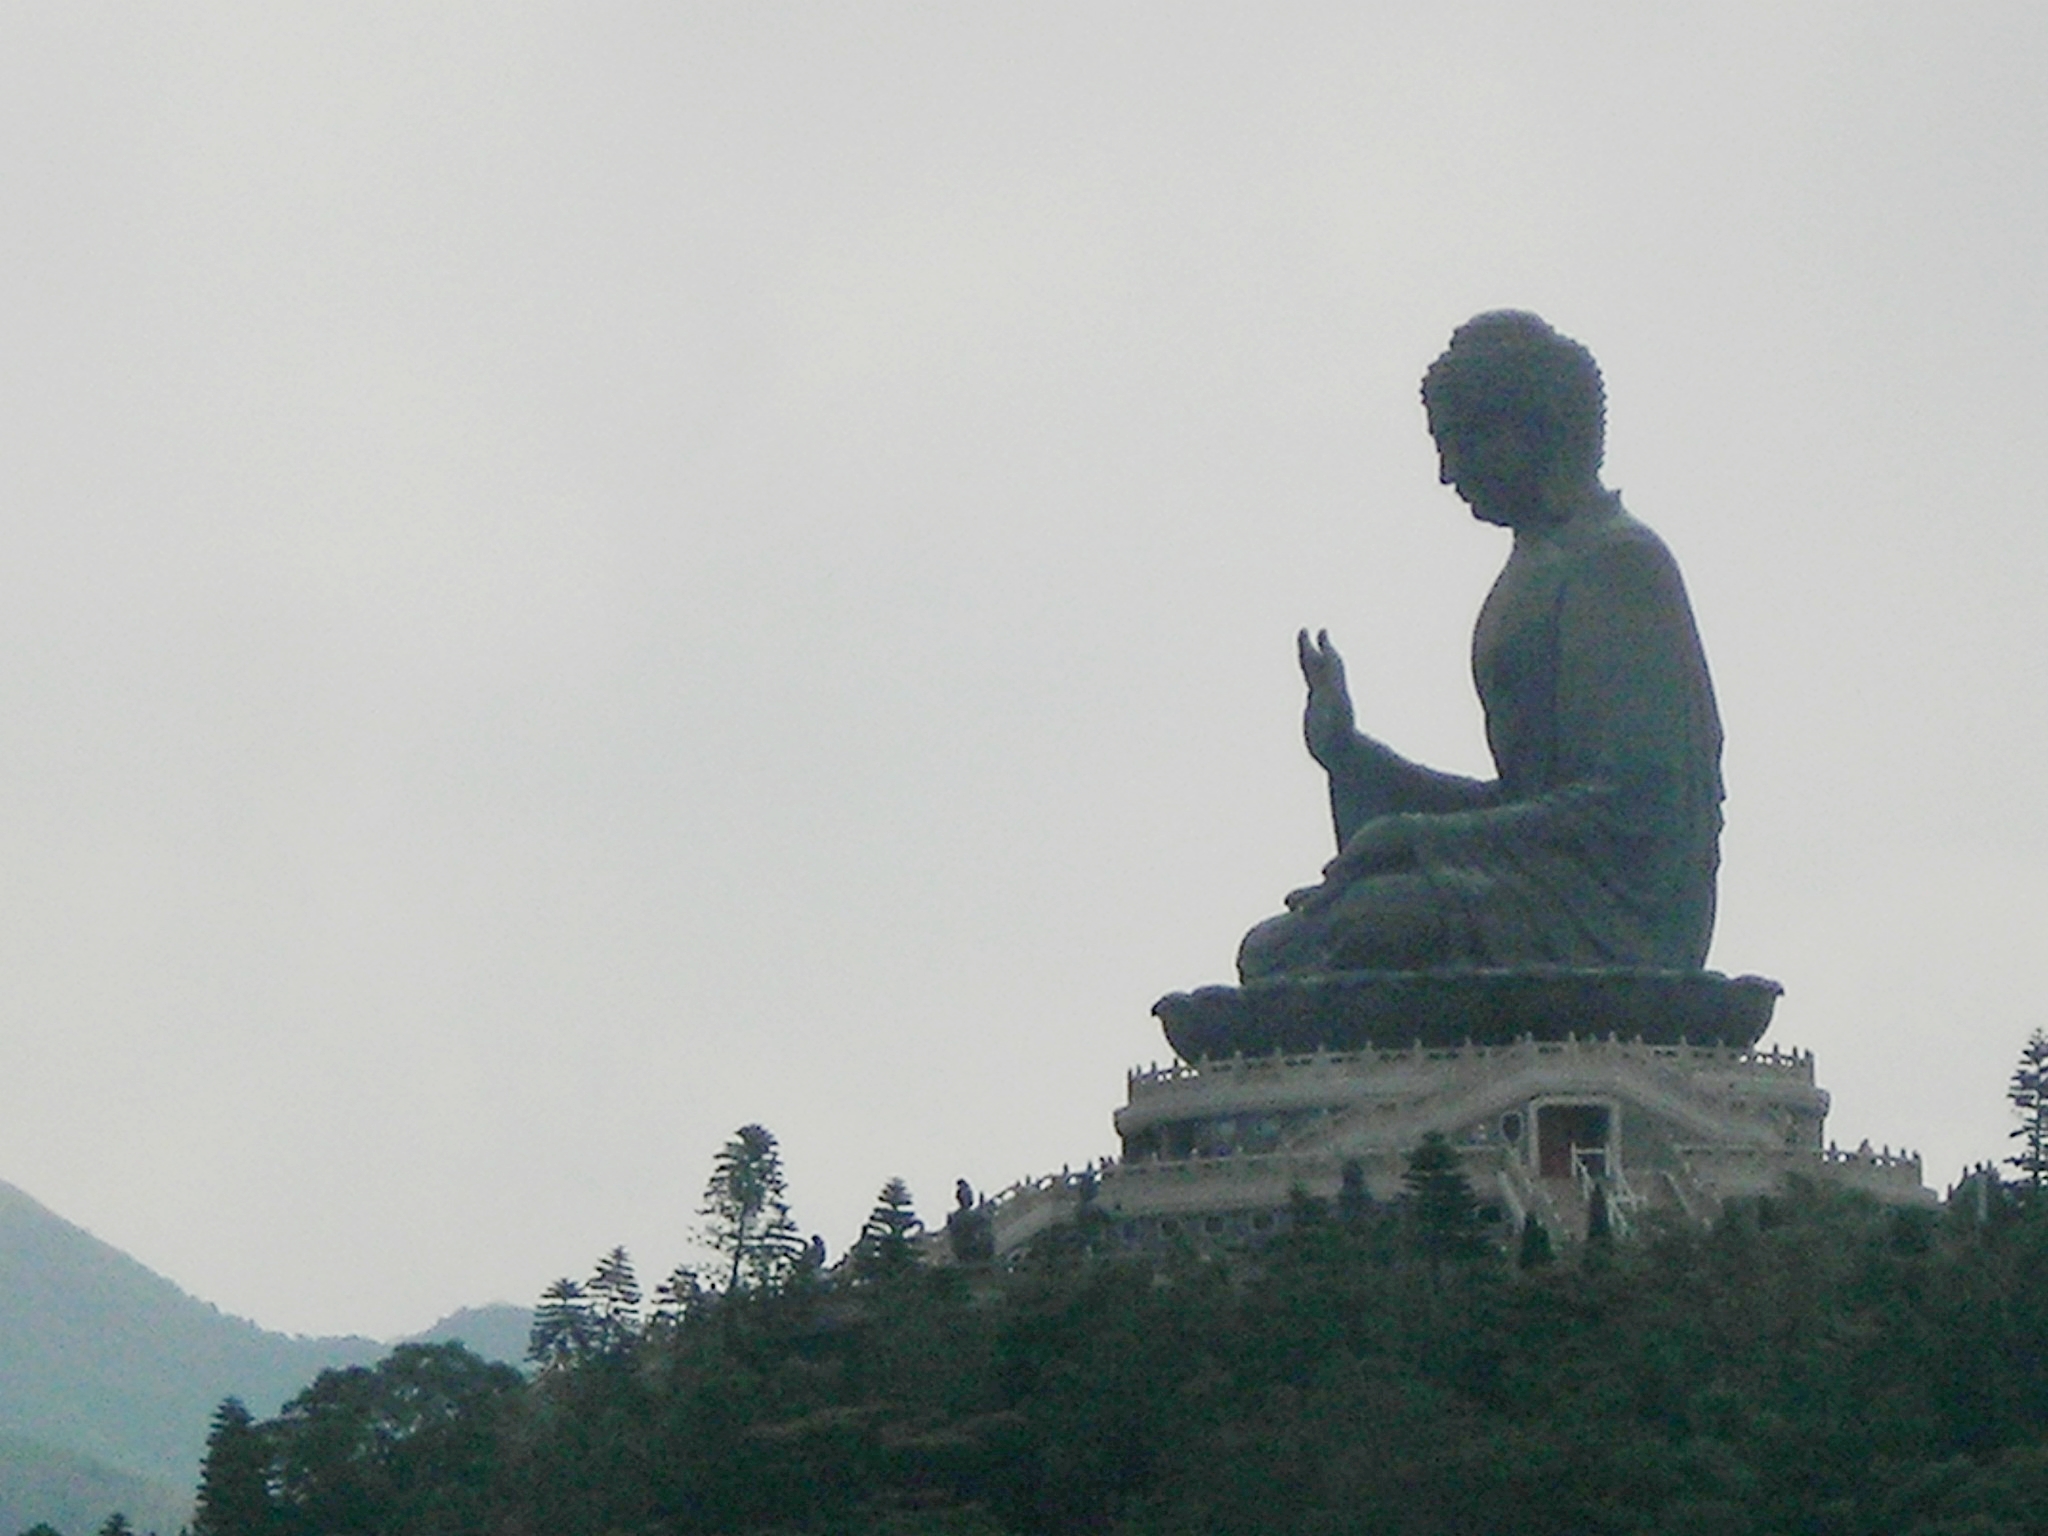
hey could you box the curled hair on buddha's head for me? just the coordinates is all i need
[1421,311,1606,480]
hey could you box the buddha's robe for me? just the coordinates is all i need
[1238,495,1722,979]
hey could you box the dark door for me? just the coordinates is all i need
[1537,1104,1611,1178]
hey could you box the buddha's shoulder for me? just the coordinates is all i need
[1572,502,1682,575]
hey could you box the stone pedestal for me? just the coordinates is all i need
[1077,968,1930,1255]
[1153,967,1783,1061]
[947,970,1933,1264]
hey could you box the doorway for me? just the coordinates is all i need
[1536,1103,1612,1179]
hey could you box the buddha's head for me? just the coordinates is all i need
[1422,311,1605,528]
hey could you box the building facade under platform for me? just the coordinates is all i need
[963,1029,1933,1261]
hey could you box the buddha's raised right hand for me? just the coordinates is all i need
[1298,627,1357,771]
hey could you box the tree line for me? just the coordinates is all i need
[32,1030,2048,1535]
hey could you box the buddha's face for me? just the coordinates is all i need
[1432,413,1550,528]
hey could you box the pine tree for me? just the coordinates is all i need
[1517,1215,1554,1269]
[651,1262,708,1326]
[852,1177,922,1277]
[701,1123,804,1292]
[1400,1131,1484,1272]
[2009,1028,2048,1192]
[586,1246,642,1354]
[96,1516,135,1536]
[528,1276,595,1367]
[192,1395,272,1536]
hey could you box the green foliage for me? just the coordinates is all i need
[192,1398,268,1536]
[701,1124,806,1293]
[210,1163,2048,1534]
[526,1276,593,1368]
[852,1178,923,1279]
[0,1179,381,1490]
[526,1248,647,1374]
[1400,1130,1486,1269]
[260,1343,521,1536]
[585,1246,642,1355]
[2009,1029,2048,1190]
[0,1436,189,1536]
[651,1262,709,1326]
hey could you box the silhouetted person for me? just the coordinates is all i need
[1337,1159,1375,1224]
[945,1179,993,1264]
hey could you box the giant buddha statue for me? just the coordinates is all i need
[1162,312,1770,1057]
[1238,310,1722,980]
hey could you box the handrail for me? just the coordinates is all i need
[1660,1167,1701,1224]
[1820,1141,1923,1173]
[1571,1144,1635,1239]
[1126,1035,1814,1093]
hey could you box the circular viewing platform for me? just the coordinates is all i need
[1153,967,1782,1062]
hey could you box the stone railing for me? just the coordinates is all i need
[968,1160,1122,1257]
[1102,1149,1309,1186]
[1738,1044,1814,1074]
[982,1159,1120,1210]
[1126,1034,1815,1100]
[1101,1138,1513,1188]
[1821,1141,1923,1176]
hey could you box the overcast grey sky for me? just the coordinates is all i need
[2,6,2045,1338]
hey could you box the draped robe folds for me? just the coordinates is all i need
[1237,495,1723,979]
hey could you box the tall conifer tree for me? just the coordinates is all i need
[701,1123,804,1291]
[852,1177,922,1277]
[1400,1131,1484,1273]
[2009,1028,2048,1191]
[192,1396,272,1536]
[528,1277,595,1367]
[586,1245,642,1354]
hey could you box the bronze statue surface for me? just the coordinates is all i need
[1156,968,1778,1060]
[1237,311,1724,984]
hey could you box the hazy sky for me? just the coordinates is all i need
[3,6,2046,1339]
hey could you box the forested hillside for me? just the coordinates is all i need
[0,1177,542,1535]
[0,1434,191,1536]
[0,1180,383,1487]
[410,1304,535,1367]
[190,1147,2048,1536]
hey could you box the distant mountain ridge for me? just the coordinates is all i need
[412,1301,534,1366]
[0,1176,530,1520]
[0,1432,193,1536]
